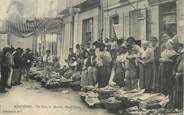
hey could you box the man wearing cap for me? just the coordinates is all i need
[22,48,33,81]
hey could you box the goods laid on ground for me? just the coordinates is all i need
[29,66,182,115]
[29,66,74,89]
[79,86,181,114]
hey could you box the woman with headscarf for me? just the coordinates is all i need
[149,37,160,92]
[160,33,171,52]
[159,41,178,95]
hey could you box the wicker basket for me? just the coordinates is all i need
[105,102,121,113]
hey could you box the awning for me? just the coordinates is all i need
[4,18,63,38]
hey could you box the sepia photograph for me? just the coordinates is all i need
[0,0,183,115]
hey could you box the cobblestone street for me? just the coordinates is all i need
[0,80,113,115]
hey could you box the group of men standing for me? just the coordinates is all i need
[0,47,33,93]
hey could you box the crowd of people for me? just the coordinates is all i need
[0,33,183,110]
[65,34,183,109]
[0,47,34,93]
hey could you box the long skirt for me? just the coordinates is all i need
[171,75,183,109]
[159,62,174,95]
[125,77,138,90]
[96,66,108,88]
[11,68,21,85]
[125,63,138,89]
[139,63,144,89]
[87,66,97,86]
[80,69,88,88]
[113,62,125,87]
[152,60,160,91]
[105,64,112,85]
[143,62,154,91]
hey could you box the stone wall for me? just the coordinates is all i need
[177,0,184,43]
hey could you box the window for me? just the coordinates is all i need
[160,2,176,38]
[82,18,93,45]
[110,15,119,39]
[130,9,141,40]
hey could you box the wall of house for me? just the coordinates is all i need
[8,34,33,50]
[103,0,148,40]
[150,5,160,39]
[73,7,100,50]
[59,16,73,64]
[0,34,8,50]
[177,0,184,43]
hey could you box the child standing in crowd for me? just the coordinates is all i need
[113,44,127,87]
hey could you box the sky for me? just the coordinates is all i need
[0,0,11,19]
[0,0,68,20]
[0,0,87,21]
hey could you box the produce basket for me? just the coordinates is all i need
[71,81,81,91]
[104,97,122,113]
[60,78,72,88]
[45,83,60,89]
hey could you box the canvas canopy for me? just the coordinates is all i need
[0,17,63,38]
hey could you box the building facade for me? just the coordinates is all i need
[57,0,183,64]
[102,0,149,43]
[58,0,101,64]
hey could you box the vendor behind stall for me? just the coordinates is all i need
[43,50,53,65]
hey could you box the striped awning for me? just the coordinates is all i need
[4,18,63,38]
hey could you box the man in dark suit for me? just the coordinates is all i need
[0,47,11,93]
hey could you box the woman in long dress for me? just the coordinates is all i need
[125,37,141,90]
[139,41,154,92]
[167,47,184,109]
[159,41,178,95]
[149,37,160,92]
[171,49,184,109]
[80,50,90,88]
[86,49,97,86]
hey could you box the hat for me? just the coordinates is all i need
[126,37,136,43]
[150,36,158,41]
[120,43,127,48]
